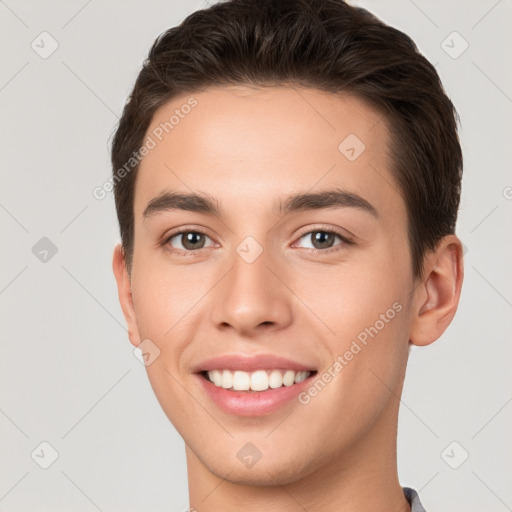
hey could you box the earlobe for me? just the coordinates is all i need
[112,244,142,348]
[409,235,464,347]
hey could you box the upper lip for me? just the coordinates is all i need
[192,354,317,373]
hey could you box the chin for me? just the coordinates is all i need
[202,452,316,487]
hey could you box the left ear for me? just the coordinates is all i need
[409,234,464,346]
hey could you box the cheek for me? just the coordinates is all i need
[294,255,405,330]
[130,259,198,338]
[294,270,410,444]
[294,255,411,383]
[129,264,199,426]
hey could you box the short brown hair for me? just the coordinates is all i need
[111,0,462,278]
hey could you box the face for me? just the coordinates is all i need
[117,86,420,485]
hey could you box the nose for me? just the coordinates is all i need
[210,245,293,337]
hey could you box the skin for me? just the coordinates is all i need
[112,85,464,512]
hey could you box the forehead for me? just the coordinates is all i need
[134,85,404,223]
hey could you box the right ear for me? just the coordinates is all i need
[112,244,141,348]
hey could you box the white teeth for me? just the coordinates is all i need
[210,370,222,387]
[221,369,233,389]
[250,370,269,391]
[282,370,295,386]
[206,369,312,391]
[294,370,309,383]
[232,371,250,391]
[269,369,283,389]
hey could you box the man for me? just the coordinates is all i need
[111,1,464,510]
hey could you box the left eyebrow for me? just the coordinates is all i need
[142,187,379,220]
[279,188,379,218]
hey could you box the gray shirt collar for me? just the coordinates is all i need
[403,487,427,512]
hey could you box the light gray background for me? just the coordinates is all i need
[1,0,511,511]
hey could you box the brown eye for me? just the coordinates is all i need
[297,230,345,251]
[167,231,214,252]
[312,231,336,249]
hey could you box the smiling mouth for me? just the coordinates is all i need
[200,369,318,393]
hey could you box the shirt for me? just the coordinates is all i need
[403,487,427,512]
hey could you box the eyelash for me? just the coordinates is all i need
[162,226,354,257]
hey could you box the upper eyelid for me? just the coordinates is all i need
[294,224,353,240]
[164,226,217,243]
[166,222,352,236]
[292,229,352,250]
[164,225,352,249]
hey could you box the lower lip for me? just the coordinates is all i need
[196,372,317,417]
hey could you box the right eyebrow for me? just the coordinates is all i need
[143,192,221,219]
